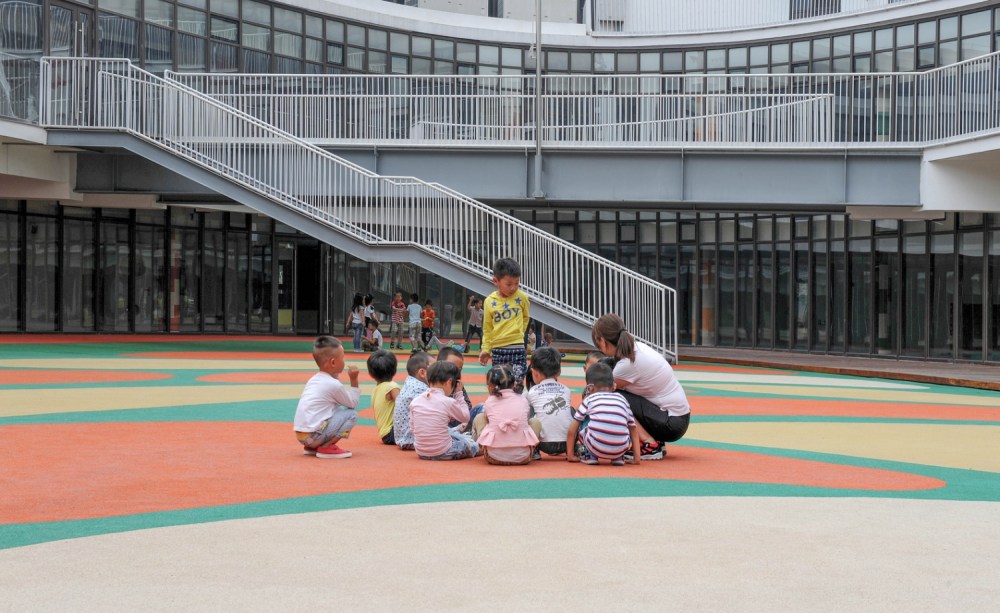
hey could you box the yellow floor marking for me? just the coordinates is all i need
[698,384,1000,407]
[691,422,1000,473]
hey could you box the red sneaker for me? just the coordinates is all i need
[315,443,352,459]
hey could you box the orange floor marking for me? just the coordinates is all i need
[0,421,943,524]
[0,335,312,345]
[693,397,1000,421]
[0,370,173,384]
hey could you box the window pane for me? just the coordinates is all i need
[99,0,138,18]
[177,7,206,35]
[243,0,269,25]
[178,33,205,69]
[274,7,301,33]
[145,0,173,26]
[242,23,269,51]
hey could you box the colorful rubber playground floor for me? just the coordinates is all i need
[1,336,998,610]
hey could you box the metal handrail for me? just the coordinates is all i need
[168,49,1000,148]
[38,57,677,359]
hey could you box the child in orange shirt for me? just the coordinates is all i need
[421,300,436,349]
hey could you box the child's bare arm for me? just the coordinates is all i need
[628,425,642,465]
[347,366,360,387]
[386,387,400,402]
[565,420,580,462]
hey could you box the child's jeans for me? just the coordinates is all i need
[295,408,358,449]
[418,427,480,460]
[351,323,363,350]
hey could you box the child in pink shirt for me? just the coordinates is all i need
[409,360,480,460]
[473,364,541,465]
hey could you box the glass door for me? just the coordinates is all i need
[49,2,94,57]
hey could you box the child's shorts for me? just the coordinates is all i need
[492,345,528,390]
[537,441,567,455]
[295,408,358,449]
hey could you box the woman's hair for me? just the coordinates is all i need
[591,313,636,362]
[427,360,460,386]
[486,363,516,397]
[350,293,364,311]
[363,293,374,306]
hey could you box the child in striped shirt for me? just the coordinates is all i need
[566,362,641,466]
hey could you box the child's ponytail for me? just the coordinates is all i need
[486,364,515,397]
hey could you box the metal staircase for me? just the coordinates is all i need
[39,58,677,359]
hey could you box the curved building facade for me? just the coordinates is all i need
[2,0,1000,362]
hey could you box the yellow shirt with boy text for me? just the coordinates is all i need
[482,288,530,353]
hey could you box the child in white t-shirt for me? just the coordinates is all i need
[293,336,360,459]
[524,347,573,457]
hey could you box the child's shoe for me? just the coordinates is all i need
[611,456,625,466]
[302,447,317,456]
[576,443,599,465]
[531,448,542,461]
[315,443,352,459]
[626,441,665,461]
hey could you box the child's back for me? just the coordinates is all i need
[393,351,433,450]
[366,350,399,445]
[525,377,573,454]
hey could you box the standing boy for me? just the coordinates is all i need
[479,258,531,391]
[389,292,407,349]
[293,336,360,459]
[421,300,436,349]
[407,293,423,350]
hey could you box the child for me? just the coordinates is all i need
[438,346,473,414]
[525,347,573,457]
[393,350,434,450]
[479,258,531,392]
[293,336,360,459]
[361,320,383,352]
[421,300,436,348]
[363,294,378,327]
[409,361,480,460]
[407,293,423,350]
[566,362,641,466]
[473,364,541,465]
[345,293,364,351]
[464,295,483,354]
[584,350,605,372]
[389,292,407,349]
[366,349,399,445]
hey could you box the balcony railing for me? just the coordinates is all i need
[0,51,40,122]
[589,0,929,36]
[170,49,1000,149]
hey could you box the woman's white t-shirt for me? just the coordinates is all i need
[612,341,690,417]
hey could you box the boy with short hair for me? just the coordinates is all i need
[409,361,480,461]
[366,349,399,446]
[479,258,531,392]
[393,351,434,450]
[407,293,423,351]
[566,362,641,466]
[421,300,436,349]
[293,336,360,459]
[525,347,573,457]
[361,320,383,352]
[389,292,407,349]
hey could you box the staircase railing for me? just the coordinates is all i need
[38,57,677,359]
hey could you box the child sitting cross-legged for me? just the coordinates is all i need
[409,361,481,460]
[393,351,434,451]
[366,349,399,446]
[473,364,541,465]
[566,362,641,466]
[525,347,573,457]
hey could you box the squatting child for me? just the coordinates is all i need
[566,362,641,466]
[293,336,360,459]
[393,350,434,450]
[474,364,541,465]
[367,349,400,446]
[524,347,573,457]
[409,361,480,460]
[361,320,383,352]
[479,257,531,392]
